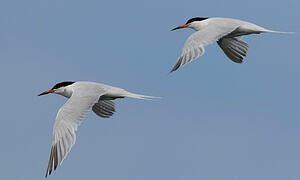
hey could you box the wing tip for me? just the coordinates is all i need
[169,57,182,74]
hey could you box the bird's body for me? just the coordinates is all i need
[170,17,292,73]
[39,81,157,177]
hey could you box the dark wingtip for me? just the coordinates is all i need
[45,170,49,178]
[168,67,176,74]
[169,57,182,74]
[168,68,176,74]
[53,145,58,171]
[45,146,54,178]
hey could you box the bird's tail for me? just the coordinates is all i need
[263,29,295,34]
[124,92,160,100]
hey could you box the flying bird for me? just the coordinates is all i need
[170,17,292,73]
[39,81,158,177]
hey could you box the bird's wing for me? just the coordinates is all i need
[217,37,249,63]
[170,24,239,73]
[45,89,105,177]
[92,100,115,118]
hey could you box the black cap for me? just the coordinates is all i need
[51,81,75,90]
[186,17,209,24]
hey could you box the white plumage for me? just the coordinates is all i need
[39,81,158,177]
[170,17,292,73]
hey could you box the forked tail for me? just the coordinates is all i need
[124,92,160,100]
[263,29,295,34]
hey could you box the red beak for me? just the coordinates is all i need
[171,24,190,31]
[38,89,54,96]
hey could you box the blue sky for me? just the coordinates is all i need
[2,0,300,179]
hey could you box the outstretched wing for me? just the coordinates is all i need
[92,100,116,118]
[45,90,105,177]
[170,24,239,73]
[217,37,249,63]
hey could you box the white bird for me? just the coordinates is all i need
[38,81,158,177]
[170,17,292,73]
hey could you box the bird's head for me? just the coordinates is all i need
[38,81,75,97]
[171,17,209,31]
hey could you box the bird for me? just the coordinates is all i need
[38,81,158,177]
[170,17,292,73]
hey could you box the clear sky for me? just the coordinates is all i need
[2,0,300,179]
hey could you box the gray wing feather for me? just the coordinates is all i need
[92,100,115,118]
[45,91,104,177]
[217,37,249,63]
[170,24,239,73]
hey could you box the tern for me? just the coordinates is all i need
[39,81,158,177]
[170,17,292,73]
